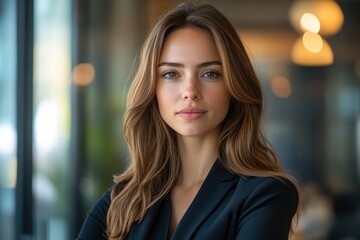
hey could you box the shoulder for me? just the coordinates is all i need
[239,175,298,196]
[226,176,299,239]
[88,188,112,222]
[234,175,299,214]
[213,162,298,209]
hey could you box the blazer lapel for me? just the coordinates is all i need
[126,198,165,240]
[171,161,237,240]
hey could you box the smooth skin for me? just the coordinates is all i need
[156,27,231,237]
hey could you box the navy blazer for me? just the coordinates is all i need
[77,161,298,240]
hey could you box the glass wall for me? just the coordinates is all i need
[32,0,71,239]
[0,1,17,239]
[31,0,148,238]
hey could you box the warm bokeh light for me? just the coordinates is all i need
[302,32,323,53]
[292,35,334,66]
[72,63,95,86]
[271,76,292,98]
[289,0,344,36]
[300,13,320,33]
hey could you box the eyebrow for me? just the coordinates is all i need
[158,61,222,68]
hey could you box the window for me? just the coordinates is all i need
[0,1,17,239]
[33,0,71,239]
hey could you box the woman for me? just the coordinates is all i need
[78,2,299,240]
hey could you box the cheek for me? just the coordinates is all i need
[207,87,231,108]
[209,89,231,121]
[156,85,177,111]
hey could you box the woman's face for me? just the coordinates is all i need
[156,27,230,138]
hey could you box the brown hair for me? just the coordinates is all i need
[106,2,299,239]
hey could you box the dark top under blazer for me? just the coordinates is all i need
[77,161,298,240]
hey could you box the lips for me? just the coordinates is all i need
[177,107,207,120]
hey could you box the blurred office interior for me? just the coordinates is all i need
[1,0,360,239]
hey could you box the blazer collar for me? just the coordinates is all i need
[127,161,237,240]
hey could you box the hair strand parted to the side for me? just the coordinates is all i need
[106,2,299,239]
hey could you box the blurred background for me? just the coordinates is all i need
[1,0,359,239]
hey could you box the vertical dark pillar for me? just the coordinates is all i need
[69,0,85,238]
[15,0,34,239]
[69,0,92,238]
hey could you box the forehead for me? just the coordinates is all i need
[159,27,221,62]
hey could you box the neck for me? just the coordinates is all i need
[176,134,218,187]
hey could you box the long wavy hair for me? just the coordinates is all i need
[107,2,299,239]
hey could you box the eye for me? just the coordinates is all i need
[202,71,221,79]
[162,71,179,79]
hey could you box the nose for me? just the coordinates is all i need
[182,77,202,101]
